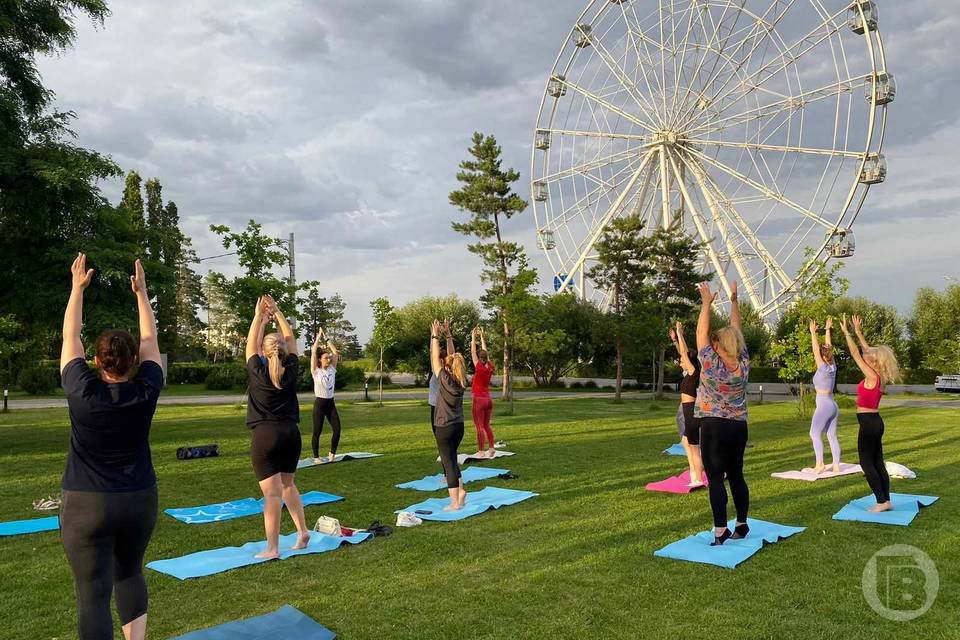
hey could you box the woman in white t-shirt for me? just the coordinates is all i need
[310,329,341,464]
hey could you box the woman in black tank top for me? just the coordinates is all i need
[669,322,704,487]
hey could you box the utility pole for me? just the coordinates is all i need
[285,232,297,332]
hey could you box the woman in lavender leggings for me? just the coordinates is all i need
[809,318,840,474]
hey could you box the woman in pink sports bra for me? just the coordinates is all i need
[840,314,901,513]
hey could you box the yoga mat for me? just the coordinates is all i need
[645,470,709,494]
[147,530,372,580]
[165,491,344,524]
[663,443,686,456]
[396,486,537,522]
[396,467,511,491]
[654,518,805,569]
[297,452,383,469]
[0,515,59,537]
[172,604,335,639]
[832,493,939,527]
[436,450,516,465]
[771,462,862,482]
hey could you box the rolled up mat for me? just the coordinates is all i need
[396,486,537,522]
[171,604,335,639]
[0,515,59,537]
[662,443,685,456]
[165,491,344,524]
[176,443,220,460]
[654,518,805,569]
[396,467,511,491]
[147,530,372,580]
[832,493,938,526]
[297,452,383,469]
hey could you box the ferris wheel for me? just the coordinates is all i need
[531,0,893,319]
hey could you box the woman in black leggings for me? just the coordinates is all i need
[430,319,467,510]
[695,281,750,546]
[59,255,164,640]
[310,328,341,464]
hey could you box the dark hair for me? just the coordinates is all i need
[95,330,139,378]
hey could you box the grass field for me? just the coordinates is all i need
[0,397,956,639]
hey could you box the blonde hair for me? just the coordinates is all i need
[444,353,467,388]
[712,326,745,359]
[820,344,834,364]
[863,345,900,385]
[262,332,289,390]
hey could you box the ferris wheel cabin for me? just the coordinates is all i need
[532,180,548,202]
[847,1,879,34]
[865,72,896,105]
[538,228,556,251]
[574,24,592,48]
[827,229,856,258]
[547,75,566,98]
[535,129,551,150]
[859,153,886,184]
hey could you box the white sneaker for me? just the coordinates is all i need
[395,511,422,528]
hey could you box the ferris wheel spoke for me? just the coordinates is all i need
[539,146,649,185]
[660,148,733,300]
[683,151,798,290]
[685,146,834,230]
[556,148,657,293]
[701,5,849,124]
[584,24,665,130]
[622,2,671,111]
[676,0,797,127]
[687,139,864,160]
[560,78,658,133]
[614,1,670,124]
[688,73,870,137]
[667,0,702,119]
[553,154,648,229]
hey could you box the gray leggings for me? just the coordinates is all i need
[60,486,158,639]
[810,395,840,466]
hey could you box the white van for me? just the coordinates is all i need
[934,374,960,393]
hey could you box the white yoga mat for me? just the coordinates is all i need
[771,462,862,481]
[436,450,516,465]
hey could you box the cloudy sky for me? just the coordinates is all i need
[37,0,960,339]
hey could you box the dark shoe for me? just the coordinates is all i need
[711,529,732,546]
[732,522,750,539]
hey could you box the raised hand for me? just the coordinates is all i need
[809,318,818,334]
[71,253,95,291]
[431,319,442,338]
[263,295,279,316]
[825,316,833,330]
[669,328,677,343]
[442,318,451,337]
[698,281,717,304]
[852,315,863,333]
[839,314,850,335]
[129,259,146,295]
[730,280,739,302]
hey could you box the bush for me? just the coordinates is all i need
[18,365,58,395]
[748,366,781,383]
[366,373,392,386]
[167,362,211,385]
[903,368,938,385]
[204,365,246,391]
[569,381,584,389]
[584,380,598,389]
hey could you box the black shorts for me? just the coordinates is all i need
[251,420,302,480]
[682,402,701,445]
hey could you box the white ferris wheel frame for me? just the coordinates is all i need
[530,0,892,320]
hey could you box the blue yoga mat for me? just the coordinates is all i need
[663,443,686,456]
[165,491,344,524]
[396,467,510,491]
[297,452,382,469]
[172,604,335,639]
[654,518,805,569]
[0,515,59,537]
[832,492,939,526]
[397,486,537,522]
[147,530,372,580]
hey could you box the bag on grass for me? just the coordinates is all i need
[313,515,342,536]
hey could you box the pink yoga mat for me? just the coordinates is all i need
[645,470,709,494]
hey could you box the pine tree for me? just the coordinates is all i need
[449,132,531,409]
[118,171,145,245]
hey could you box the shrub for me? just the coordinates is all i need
[569,381,584,389]
[18,365,58,395]
[366,373,392,386]
[167,362,211,384]
[584,380,598,389]
[337,364,366,389]
[204,365,246,391]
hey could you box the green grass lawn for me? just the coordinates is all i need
[0,398,955,639]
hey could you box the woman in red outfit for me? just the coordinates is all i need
[470,327,496,458]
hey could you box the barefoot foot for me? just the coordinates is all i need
[255,548,280,559]
[443,501,462,512]
[328,452,336,463]
[831,463,841,474]
[292,533,310,550]
[813,463,826,475]
[313,457,323,465]
[458,487,467,506]
[868,501,892,513]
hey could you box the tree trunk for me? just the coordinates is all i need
[378,347,384,407]
[492,210,513,413]
[656,347,666,399]
[615,335,623,401]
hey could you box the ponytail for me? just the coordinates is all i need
[262,332,289,390]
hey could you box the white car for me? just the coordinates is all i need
[934,374,960,393]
